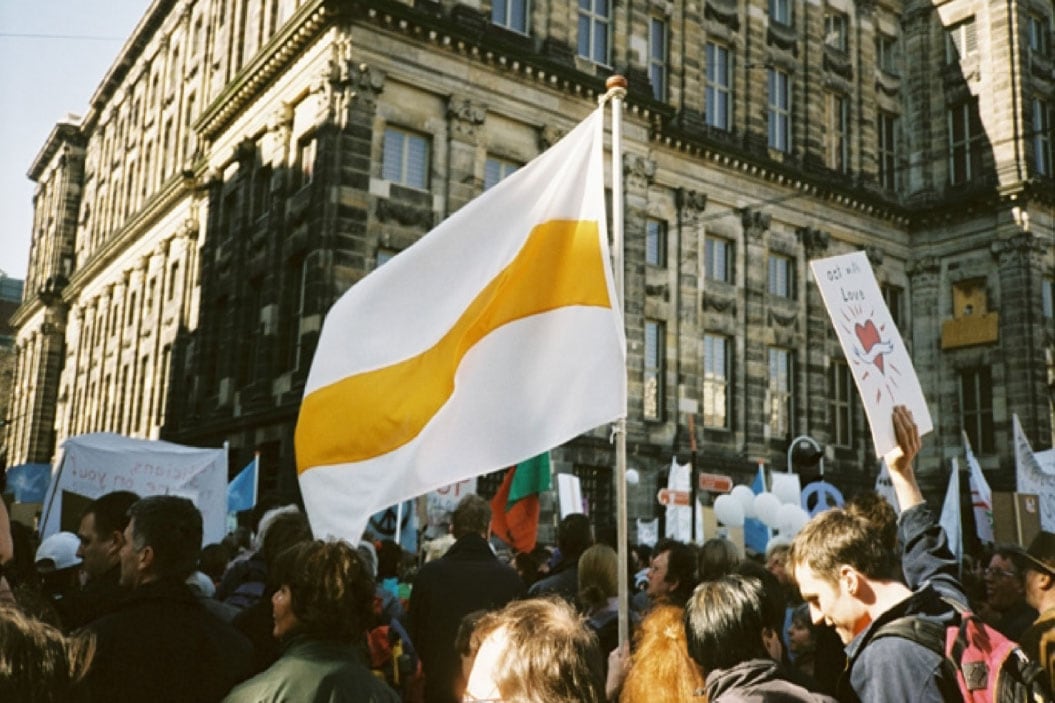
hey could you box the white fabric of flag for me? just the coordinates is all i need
[295,107,626,541]
[940,458,963,565]
[1014,414,1055,531]
[963,431,994,543]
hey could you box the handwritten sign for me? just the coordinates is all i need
[424,478,477,538]
[810,251,932,457]
[40,432,228,544]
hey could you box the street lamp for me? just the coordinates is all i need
[787,435,824,476]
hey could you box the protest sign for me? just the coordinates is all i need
[810,251,932,457]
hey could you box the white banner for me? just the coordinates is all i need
[557,473,583,518]
[424,478,477,538]
[636,518,659,547]
[40,433,228,544]
[810,252,932,458]
[1014,414,1055,531]
[665,458,692,542]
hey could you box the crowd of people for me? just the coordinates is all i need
[1,406,1054,702]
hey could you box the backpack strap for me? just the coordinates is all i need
[870,616,964,703]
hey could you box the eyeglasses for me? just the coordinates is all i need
[984,567,1018,579]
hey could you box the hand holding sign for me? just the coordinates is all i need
[810,252,932,457]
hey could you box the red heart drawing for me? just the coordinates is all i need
[855,320,884,373]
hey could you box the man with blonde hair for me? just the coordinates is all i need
[789,406,966,703]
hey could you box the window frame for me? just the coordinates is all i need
[768,347,794,440]
[767,68,792,152]
[1032,99,1053,177]
[769,0,792,27]
[491,0,530,34]
[644,319,665,421]
[705,42,732,130]
[947,100,983,184]
[382,126,431,191]
[577,0,612,67]
[705,236,733,283]
[645,218,667,267]
[826,92,850,173]
[484,156,520,190]
[960,367,995,454]
[946,18,978,64]
[877,111,899,191]
[768,253,795,299]
[649,17,669,102]
[829,359,854,448]
[824,10,848,51]
[703,334,731,429]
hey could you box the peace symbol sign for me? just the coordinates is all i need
[801,481,844,517]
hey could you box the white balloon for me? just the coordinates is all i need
[777,503,802,533]
[771,474,802,506]
[731,485,757,519]
[754,492,782,528]
[787,507,811,535]
[713,494,745,527]
[625,468,640,485]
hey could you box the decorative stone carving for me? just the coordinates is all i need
[866,245,884,266]
[539,125,566,150]
[907,255,940,276]
[376,199,434,228]
[768,308,798,328]
[796,226,830,257]
[448,97,487,141]
[676,188,708,215]
[623,154,656,191]
[705,0,740,31]
[740,208,771,240]
[341,62,386,108]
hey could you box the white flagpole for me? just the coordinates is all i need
[252,451,260,508]
[601,74,630,648]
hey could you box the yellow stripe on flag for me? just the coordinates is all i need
[296,219,609,472]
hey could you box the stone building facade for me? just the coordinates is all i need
[5,0,1054,531]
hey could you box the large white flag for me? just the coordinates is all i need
[295,107,626,540]
[963,431,994,543]
[940,458,963,565]
[1013,414,1055,531]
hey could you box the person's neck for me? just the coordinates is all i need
[866,579,915,621]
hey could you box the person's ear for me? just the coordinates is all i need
[839,565,860,597]
[137,545,155,575]
[106,530,125,556]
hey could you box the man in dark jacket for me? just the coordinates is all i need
[84,495,252,702]
[527,512,593,605]
[69,490,139,628]
[685,573,837,702]
[789,405,966,703]
[409,494,525,703]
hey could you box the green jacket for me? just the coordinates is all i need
[223,636,400,703]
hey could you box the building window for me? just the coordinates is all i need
[252,165,271,219]
[376,247,398,268]
[705,42,732,130]
[946,17,977,63]
[1042,277,1054,319]
[577,0,611,66]
[948,100,983,184]
[573,464,614,527]
[960,367,994,454]
[1033,99,1053,177]
[382,127,430,190]
[829,360,854,448]
[126,292,137,327]
[768,254,794,298]
[824,10,848,51]
[644,319,665,421]
[484,156,519,190]
[876,33,899,74]
[166,261,180,302]
[882,283,905,331]
[878,112,899,191]
[645,219,666,267]
[826,93,850,173]
[769,0,792,26]
[1027,13,1051,57]
[492,0,529,34]
[649,18,668,101]
[292,135,315,190]
[767,68,791,152]
[705,236,733,283]
[768,347,793,440]
[703,334,730,429]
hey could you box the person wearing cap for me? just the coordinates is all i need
[1015,531,1055,691]
[35,531,84,629]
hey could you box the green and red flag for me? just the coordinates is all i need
[490,452,552,553]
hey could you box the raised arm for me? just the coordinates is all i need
[888,405,923,512]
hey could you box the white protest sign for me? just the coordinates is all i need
[425,478,477,538]
[557,473,583,518]
[810,251,932,457]
[666,458,692,541]
[40,433,228,544]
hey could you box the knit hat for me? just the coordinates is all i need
[35,532,82,572]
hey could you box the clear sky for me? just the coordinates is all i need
[0,1,150,281]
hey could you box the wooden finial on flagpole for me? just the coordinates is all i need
[606,74,628,90]
[601,75,628,105]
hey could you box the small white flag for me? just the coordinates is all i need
[963,431,994,543]
[940,458,963,565]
